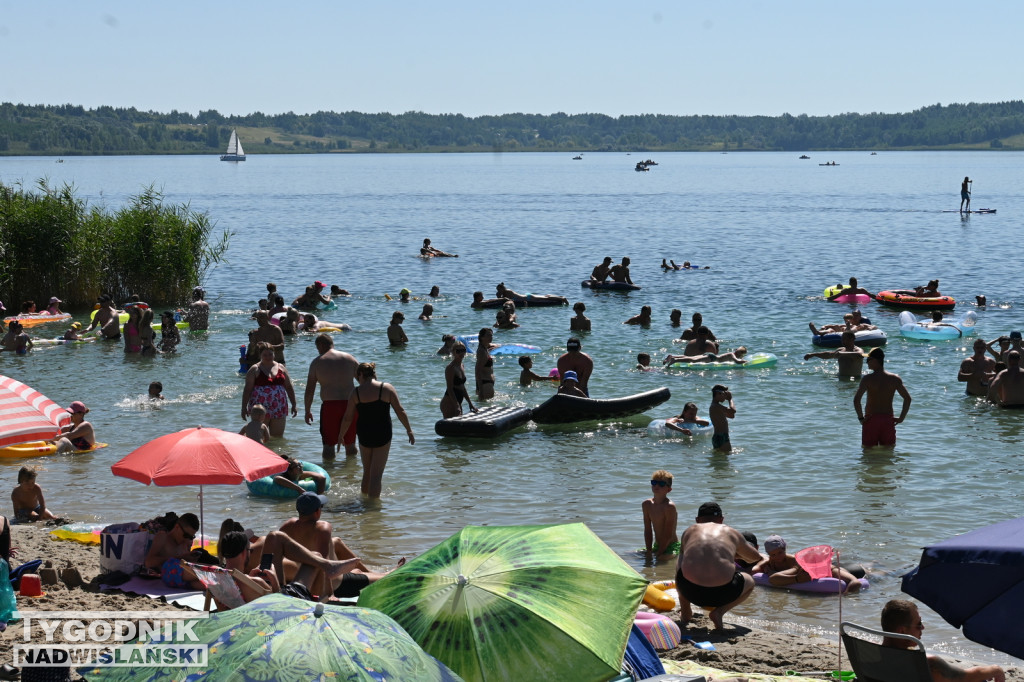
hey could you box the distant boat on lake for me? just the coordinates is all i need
[220,130,246,162]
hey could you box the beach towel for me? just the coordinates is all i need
[624,623,666,680]
[663,659,823,681]
[98,575,207,611]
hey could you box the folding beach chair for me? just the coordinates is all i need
[184,562,270,611]
[840,621,932,682]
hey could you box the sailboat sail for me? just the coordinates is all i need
[220,130,246,161]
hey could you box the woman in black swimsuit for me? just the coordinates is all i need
[441,343,477,418]
[337,363,414,498]
[475,327,496,400]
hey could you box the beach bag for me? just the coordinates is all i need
[99,523,151,575]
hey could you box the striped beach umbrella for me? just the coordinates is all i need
[0,375,70,448]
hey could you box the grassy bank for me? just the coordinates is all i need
[0,180,230,309]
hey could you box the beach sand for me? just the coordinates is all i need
[2,524,1021,680]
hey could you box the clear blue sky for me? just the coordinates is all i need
[2,1,1020,118]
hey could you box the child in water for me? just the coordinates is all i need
[12,467,56,521]
[240,404,271,443]
[159,311,180,352]
[63,322,82,341]
[642,469,678,561]
[636,353,655,371]
[519,356,557,386]
[272,456,326,494]
[148,381,164,400]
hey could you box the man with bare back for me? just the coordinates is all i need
[854,348,911,447]
[305,334,358,458]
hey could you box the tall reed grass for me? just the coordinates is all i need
[0,180,229,309]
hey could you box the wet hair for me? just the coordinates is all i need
[573,302,586,313]
[640,306,651,315]
[881,599,917,632]
[274,295,284,307]
[315,333,333,350]
[868,347,885,363]
[479,327,492,338]
[219,531,249,560]
[637,353,650,363]
[518,355,532,368]
[356,362,377,379]
[149,381,163,393]
[670,309,681,319]
[697,326,710,335]
[473,291,484,300]
[266,283,277,293]
[683,402,698,413]
[17,466,36,484]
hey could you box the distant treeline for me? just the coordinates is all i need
[2,100,1024,155]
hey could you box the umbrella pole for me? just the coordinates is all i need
[199,485,205,548]
[836,550,843,672]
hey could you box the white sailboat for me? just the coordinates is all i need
[220,129,245,162]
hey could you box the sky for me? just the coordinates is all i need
[1,1,1021,119]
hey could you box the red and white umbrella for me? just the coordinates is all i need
[0,375,70,448]
[111,425,289,544]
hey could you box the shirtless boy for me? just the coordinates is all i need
[709,385,736,453]
[854,348,911,447]
[519,356,556,386]
[12,467,56,521]
[304,334,358,458]
[570,302,591,332]
[989,350,1024,407]
[676,502,761,630]
[642,470,678,561]
[751,534,861,592]
[804,330,865,378]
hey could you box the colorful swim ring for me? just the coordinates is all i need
[670,352,778,370]
[50,522,105,545]
[899,310,977,340]
[811,329,887,348]
[246,460,330,498]
[824,285,872,304]
[634,611,682,650]
[752,572,869,593]
[642,582,676,611]
[876,290,956,310]
[4,313,72,327]
[647,419,713,437]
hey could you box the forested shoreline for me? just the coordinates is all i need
[2,100,1024,155]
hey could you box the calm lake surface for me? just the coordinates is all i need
[2,151,1022,664]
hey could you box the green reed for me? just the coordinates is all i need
[0,180,230,309]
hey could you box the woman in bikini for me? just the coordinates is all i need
[440,342,477,418]
[475,327,496,400]
[241,342,297,437]
[337,363,414,498]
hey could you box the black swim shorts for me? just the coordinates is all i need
[675,570,745,608]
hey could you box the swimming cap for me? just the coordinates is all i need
[764,535,786,552]
[563,371,578,382]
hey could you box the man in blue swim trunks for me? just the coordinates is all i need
[676,502,761,631]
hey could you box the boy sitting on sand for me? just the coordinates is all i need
[240,404,271,443]
[642,470,678,561]
[11,467,56,521]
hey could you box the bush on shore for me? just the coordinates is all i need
[0,179,229,309]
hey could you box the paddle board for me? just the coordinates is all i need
[941,209,996,214]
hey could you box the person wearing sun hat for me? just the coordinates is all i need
[49,401,95,453]
[45,296,63,315]
[557,370,587,397]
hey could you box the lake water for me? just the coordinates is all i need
[2,151,1022,665]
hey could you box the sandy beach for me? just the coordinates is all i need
[1,523,1020,680]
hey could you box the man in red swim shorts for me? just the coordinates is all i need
[854,348,912,447]
[304,334,358,458]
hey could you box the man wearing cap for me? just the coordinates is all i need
[557,370,587,397]
[557,337,593,397]
[676,502,761,631]
[305,334,358,459]
[387,311,408,346]
[279,492,370,596]
[186,286,210,330]
[49,402,95,453]
[751,535,861,592]
[86,295,121,339]
[854,348,911,447]
[989,350,1024,408]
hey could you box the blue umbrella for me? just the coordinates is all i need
[901,515,1024,659]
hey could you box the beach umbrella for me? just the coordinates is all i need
[79,594,464,681]
[0,375,70,447]
[901,515,1024,659]
[357,522,647,682]
[110,426,287,544]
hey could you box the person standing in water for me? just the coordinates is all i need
[960,176,972,212]
[854,348,911,448]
